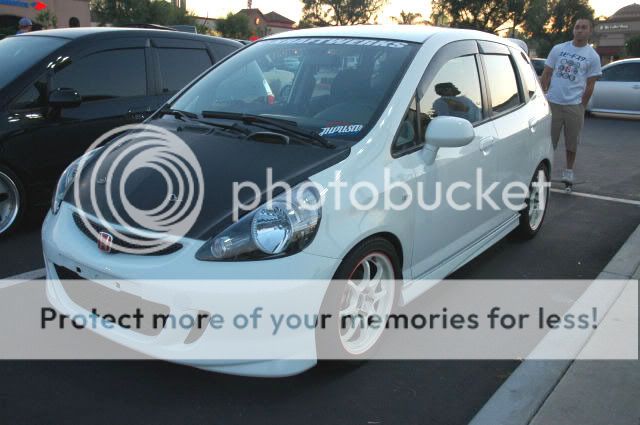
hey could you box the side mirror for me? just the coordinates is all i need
[49,88,82,109]
[421,116,475,165]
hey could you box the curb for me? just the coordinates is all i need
[468,224,640,425]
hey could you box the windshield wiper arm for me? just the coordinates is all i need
[201,111,335,149]
[159,108,251,136]
[158,107,199,121]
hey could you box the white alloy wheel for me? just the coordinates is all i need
[528,168,547,231]
[338,252,396,356]
[0,171,21,235]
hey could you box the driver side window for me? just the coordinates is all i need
[11,75,48,110]
[392,55,483,156]
[418,55,483,137]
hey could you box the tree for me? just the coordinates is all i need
[626,35,640,57]
[431,0,511,33]
[35,10,58,29]
[546,0,594,42]
[216,13,251,39]
[90,0,196,26]
[301,0,387,26]
[392,10,423,25]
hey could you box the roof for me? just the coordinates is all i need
[608,3,640,21]
[264,11,295,25]
[238,8,264,18]
[265,25,510,45]
[17,27,240,46]
[603,57,640,68]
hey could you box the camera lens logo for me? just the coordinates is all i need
[73,124,205,255]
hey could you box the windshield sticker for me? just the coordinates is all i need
[269,38,409,49]
[319,124,364,137]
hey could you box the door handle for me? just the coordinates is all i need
[528,118,540,133]
[479,137,495,154]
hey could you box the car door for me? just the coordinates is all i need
[148,37,214,109]
[479,43,533,210]
[392,41,502,279]
[591,62,640,114]
[6,37,152,189]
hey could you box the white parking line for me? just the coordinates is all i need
[551,189,640,206]
[0,267,46,289]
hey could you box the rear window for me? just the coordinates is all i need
[0,36,68,90]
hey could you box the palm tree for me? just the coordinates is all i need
[392,10,423,25]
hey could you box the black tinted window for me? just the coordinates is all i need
[11,75,47,109]
[0,36,68,90]
[52,49,146,101]
[602,63,640,82]
[418,55,483,137]
[483,54,522,114]
[156,48,212,93]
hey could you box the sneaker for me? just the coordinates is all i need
[562,169,574,184]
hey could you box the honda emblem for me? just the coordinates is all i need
[98,232,113,253]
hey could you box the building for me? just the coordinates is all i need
[1,0,90,33]
[237,8,295,37]
[194,16,218,33]
[593,3,640,62]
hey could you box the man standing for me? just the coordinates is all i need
[541,19,601,187]
[16,17,33,34]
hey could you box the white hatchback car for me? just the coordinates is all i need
[42,26,553,376]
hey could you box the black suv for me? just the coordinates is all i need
[0,28,241,236]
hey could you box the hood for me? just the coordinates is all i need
[69,118,350,240]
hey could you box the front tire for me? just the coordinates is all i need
[0,166,25,237]
[316,237,401,360]
[515,163,549,239]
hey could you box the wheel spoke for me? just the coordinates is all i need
[341,321,359,341]
[339,297,359,319]
[372,289,387,302]
[361,260,371,282]
[346,279,361,294]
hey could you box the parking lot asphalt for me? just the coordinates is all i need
[0,116,638,425]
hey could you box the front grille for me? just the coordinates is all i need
[72,212,182,256]
[55,265,169,337]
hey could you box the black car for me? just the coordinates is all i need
[0,28,241,236]
[531,58,546,77]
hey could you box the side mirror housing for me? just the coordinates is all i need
[49,88,82,109]
[421,116,475,165]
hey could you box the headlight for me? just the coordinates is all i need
[197,183,322,261]
[51,147,103,215]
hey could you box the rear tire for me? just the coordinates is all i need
[0,166,26,238]
[515,163,549,239]
[316,237,401,362]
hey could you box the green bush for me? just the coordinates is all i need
[626,35,640,57]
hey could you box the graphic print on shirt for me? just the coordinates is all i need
[555,51,588,81]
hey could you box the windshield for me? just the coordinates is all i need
[171,37,419,143]
[0,36,69,90]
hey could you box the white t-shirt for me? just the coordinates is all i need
[545,41,602,105]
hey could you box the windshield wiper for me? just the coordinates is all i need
[159,108,251,136]
[201,111,335,149]
[158,107,199,121]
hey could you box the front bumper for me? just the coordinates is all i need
[42,203,341,377]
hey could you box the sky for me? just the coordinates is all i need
[187,0,639,22]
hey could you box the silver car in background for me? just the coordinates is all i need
[587,58,640,117]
